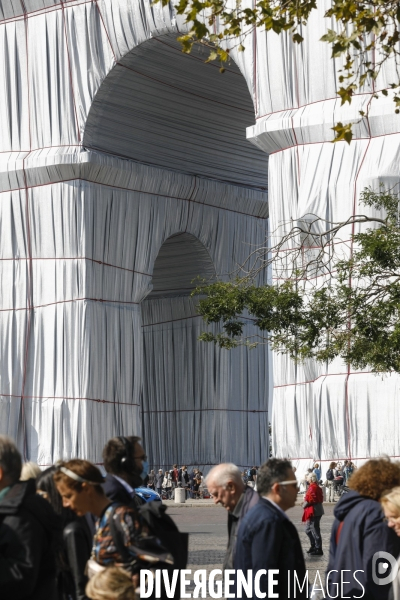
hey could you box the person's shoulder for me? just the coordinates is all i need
[103,473,120,490]
[241,498,281,527]
[103,474,132,502]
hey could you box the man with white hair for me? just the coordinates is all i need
[206,462,259,570]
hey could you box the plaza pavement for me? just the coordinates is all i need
[167,501,336,596]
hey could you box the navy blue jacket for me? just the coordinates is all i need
[103,473,133,505]
[234,497,307,599]
[327,491,400,600]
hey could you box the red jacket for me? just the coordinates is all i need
[302,482,323,522]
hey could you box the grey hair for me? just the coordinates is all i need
[308,473,318,483]
[0,436,22,484]
[205,463,243,488]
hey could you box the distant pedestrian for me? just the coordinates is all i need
[302,473,324,555]
[163,470,172,499]
[234,458,306,600]
[327,457,400,600]
[155,469,164,496]
[325,461,336,501]
[148,470,155,490]
[189,468,198,499]
[171,464,179,498]
[313,462,321,482]
[247,466,257,488]
[343,460,354,484]
[178,466,189,498]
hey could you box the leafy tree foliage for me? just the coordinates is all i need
[155,0,400,142]
[194,187,400,373]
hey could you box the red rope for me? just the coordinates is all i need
[61,0,81,143]
[0,391,140,405]
[345,100,372,459]
[0,0,91,26]
[142,408,268,413]
[0,297,139,313]
[19,0,32,461]
[273,370,374,388]
[268,126,400,155]
[0,256,151,277]
[256,87,393,122]
[92,0,116,62]
[1,176,268,219]
[142,315,200,327]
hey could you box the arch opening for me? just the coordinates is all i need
[147,233,216,299]
[84,33,268,189]
[141,233,218,467]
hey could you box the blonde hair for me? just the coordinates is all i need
[381,487,400,515]
[20,461,41,481]
[86,567,135,600]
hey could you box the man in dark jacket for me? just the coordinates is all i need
[327,489,400,600]
[234,458,306,600]
[0,435,62,599]
[206,463,259,570]
[102,435,148,506]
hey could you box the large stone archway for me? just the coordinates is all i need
[0,11,269,468]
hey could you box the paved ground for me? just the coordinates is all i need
[167,500,335,596]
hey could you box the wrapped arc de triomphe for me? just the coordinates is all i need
[0,0,398,471]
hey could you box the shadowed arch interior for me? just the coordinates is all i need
[148,233,216,299]
[83,34,267,189]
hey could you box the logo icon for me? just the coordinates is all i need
[372,552,398,585]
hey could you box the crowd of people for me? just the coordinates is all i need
[207,457,400,600]
[145,465,259,499]
[1,434,400,600]
[146,466,205,499]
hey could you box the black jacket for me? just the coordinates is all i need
[234,497,307,599]
[0,479,62,599]
[327,490,400,600]
[178,469,189,485]
[63,518,93,600]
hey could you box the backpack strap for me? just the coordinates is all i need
[336,520,344,546]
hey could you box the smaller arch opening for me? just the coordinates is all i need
[147,233,216,299]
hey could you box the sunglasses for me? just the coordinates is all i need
[277,480,299,488]
[383,516,400,524]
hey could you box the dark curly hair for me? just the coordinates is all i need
[257,458,293,495]
[102,436,141,475]
[348,457,400,501]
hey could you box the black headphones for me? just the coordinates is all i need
[118,436,133,472]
